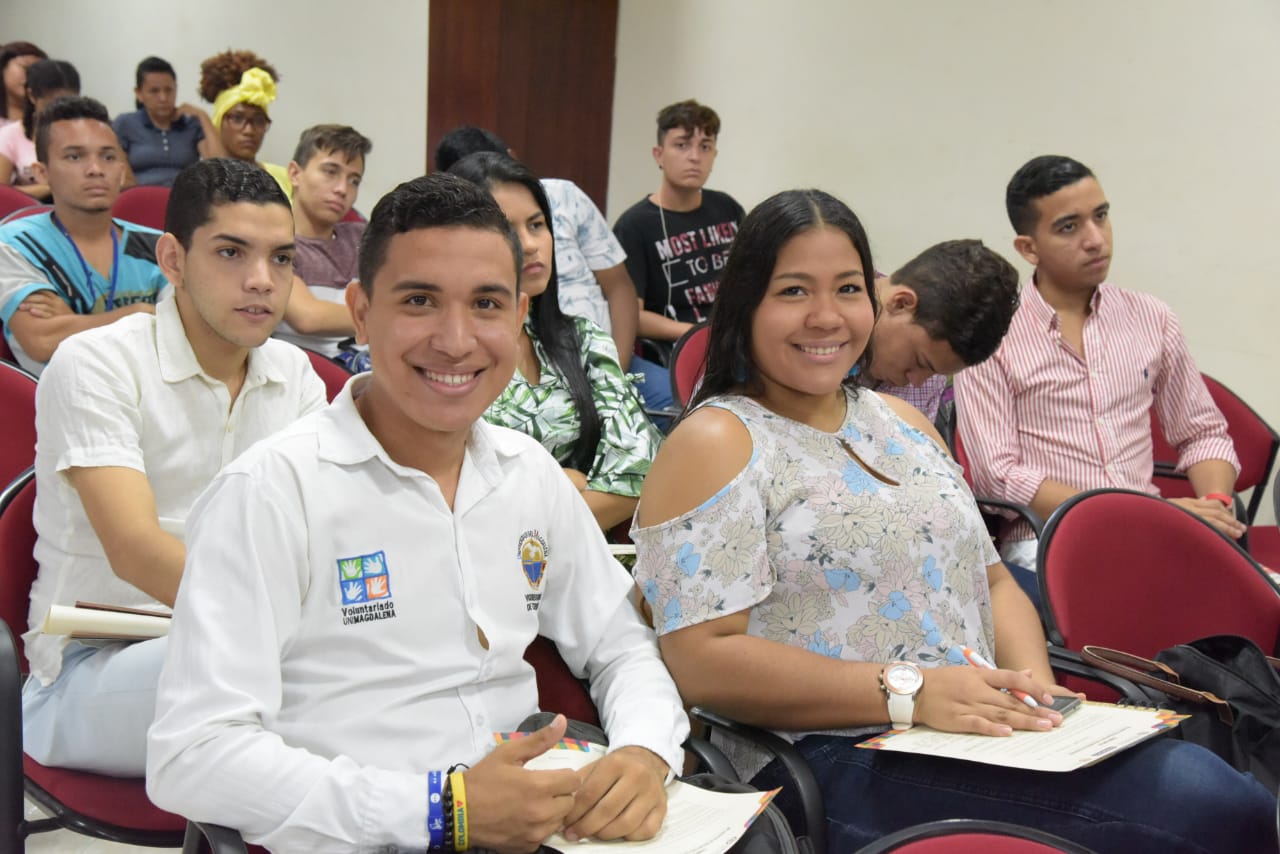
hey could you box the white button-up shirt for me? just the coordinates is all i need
[147,378,688,853]
[27,297,326,683]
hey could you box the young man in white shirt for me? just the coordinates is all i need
[147,173,688,852]
[23,158,326,776]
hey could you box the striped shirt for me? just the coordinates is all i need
[876,374,948,421]
[954,279,1237,542]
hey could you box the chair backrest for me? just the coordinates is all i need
[855,819,1096,853]
[522,635,599,726]
[1038,489,1280,662]
[112,186,171,231]
[0,203,51,225]
[0,469,37,672]
[0,360,37,491]
[1151,375,1279,523]
[0,186,35,220]
[302,348,353,403]
[949,427,975,488]
[340,207,365,224]
[1203,375,1279,521]
[669,321,709,407]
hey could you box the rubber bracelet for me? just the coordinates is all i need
[450,771,469,851]
[427,770,445,850]
[1204,492,1234,508]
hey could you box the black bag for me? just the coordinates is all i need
[1081,634,1280,792]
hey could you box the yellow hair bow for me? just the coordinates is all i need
[212,67,277,129]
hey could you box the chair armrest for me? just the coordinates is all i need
[182,820,248,854]
[690,707,826,854]
[973,495,1045,538]
[1047,646,1150,702]
[682,735,738,781]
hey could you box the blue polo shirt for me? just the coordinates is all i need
[113,109,204,187]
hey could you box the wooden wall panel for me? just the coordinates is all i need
[427,0,619,208]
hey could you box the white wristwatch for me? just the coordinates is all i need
[882,661,924,730]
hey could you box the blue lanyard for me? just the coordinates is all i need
[51,213,120,311]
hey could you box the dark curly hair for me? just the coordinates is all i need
[197,49,279,103]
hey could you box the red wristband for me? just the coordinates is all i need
[1203,492,1233,508]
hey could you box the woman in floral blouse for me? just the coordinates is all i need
[450,153,660,530]
[631,189,1272,852]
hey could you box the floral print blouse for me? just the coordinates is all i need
[633,388,999,770]
[484,315,662,498]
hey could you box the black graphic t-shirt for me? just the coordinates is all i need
[613,189,745,325]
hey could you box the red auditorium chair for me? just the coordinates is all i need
[112,186,170,231]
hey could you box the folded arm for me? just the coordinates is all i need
[283,276,355,337]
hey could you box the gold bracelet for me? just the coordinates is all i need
[449,770,469,851]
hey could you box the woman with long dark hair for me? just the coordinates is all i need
[0,58,78,199]
[0,41,46,127]
[632,188,1274,852]
[450,152,660,530]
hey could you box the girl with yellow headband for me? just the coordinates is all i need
[198,50,291,200]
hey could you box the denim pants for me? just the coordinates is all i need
[23,638,169,777]
[752,732,1276,853]
[630,356,675,430]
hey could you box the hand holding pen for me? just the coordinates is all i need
[960,646,1040,708]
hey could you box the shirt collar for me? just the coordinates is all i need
[1023,273,1110,331]
[155,297,290,389]
[315,375,513,491]
[137,109,193,132]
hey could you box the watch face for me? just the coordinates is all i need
[885,662,922,694]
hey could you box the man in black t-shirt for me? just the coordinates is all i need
[613,100,744,415]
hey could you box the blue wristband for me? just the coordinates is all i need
[427,770,445,850]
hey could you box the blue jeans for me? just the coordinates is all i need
[631,356,676,431]
[752,733,1276,853]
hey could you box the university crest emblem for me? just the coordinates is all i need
[518,530,549,589]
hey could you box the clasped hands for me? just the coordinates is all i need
[463,714,670,854]
[915,666,1084,737]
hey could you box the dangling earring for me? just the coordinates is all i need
[732,356,748,384]
[848,364,861,378]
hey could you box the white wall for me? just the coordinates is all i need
[5,0,428,209]
[610,0,1280,520]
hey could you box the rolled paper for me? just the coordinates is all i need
[42,604,171,640]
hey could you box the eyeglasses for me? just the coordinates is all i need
[223,111,271,131]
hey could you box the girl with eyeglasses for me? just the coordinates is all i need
[197,50,291,201]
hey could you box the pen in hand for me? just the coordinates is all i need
[959,646,1040,708]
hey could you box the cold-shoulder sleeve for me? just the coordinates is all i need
[632,437,773,636]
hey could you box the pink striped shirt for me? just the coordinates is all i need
[954,279,1238,542]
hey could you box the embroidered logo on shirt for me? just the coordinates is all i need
[337,550,397,625]
[518,530,549,611]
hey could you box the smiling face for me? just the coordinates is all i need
[35,118,125,213]
[135,71,177,126]
[749,226,875,416]
[163,201,296,359]
[488,181,552,299]
[347,225,526,455]
[219,103,271,161]
[1014,176,1112,296]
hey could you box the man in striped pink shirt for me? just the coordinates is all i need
[955,155,1242,576]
